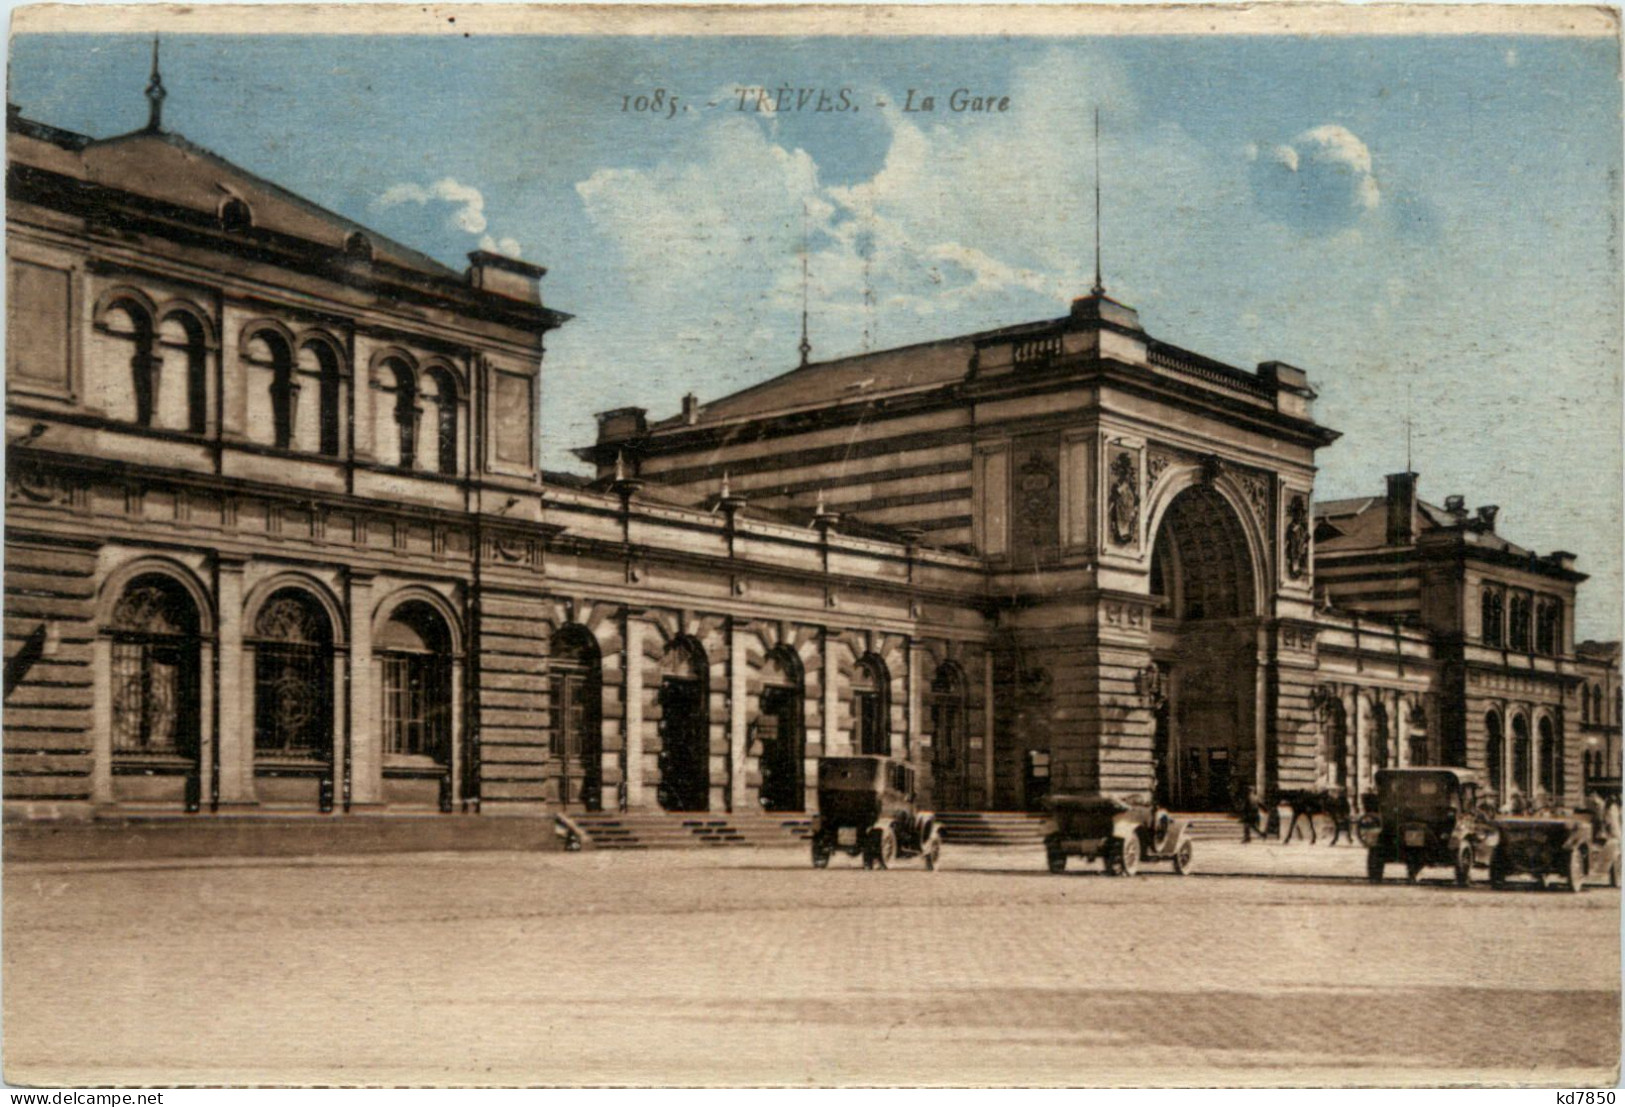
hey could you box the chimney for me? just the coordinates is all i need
[1444,494,1466,515]
[1476,505,1499,533]
[1385,471,1418,546]
[466,250,549,305]
[682,393,699,425]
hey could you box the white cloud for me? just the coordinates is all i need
[479,234,523,258]
[375,176,489,234]
[1295,124,1380,209]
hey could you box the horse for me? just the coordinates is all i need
[1278,788,1353,845]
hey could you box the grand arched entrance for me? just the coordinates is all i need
[1148,484,1260,810]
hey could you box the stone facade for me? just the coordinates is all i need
[5,105,1618,824]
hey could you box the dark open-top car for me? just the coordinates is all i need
[1042,793,1194,876]
[1493,806,1620,892]
[810,756,941,870]
[1367,767,1499,885]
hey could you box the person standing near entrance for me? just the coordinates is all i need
[1237,780,1265,843]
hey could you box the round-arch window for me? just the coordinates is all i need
[251,589,334,759]
[853,656,890,756]
[378,602,453,764]
[220,198,253,233]
[108,574,202,759]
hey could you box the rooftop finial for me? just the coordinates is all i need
[798,202,812,368]
[145,36,167,133]
[1091,106,1104,297]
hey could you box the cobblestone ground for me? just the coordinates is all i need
[4,841,1619,1086]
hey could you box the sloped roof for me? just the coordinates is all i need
[647,315,1073,432]
[1313,492,1535,558]
[10,115,457,280]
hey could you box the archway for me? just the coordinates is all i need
[757,648,804,812]
[657,638,709,811]
[549,624,602,810]
[930,662,970,809]
[1485,711,1504,799]
[1148,484,1259,810]
[1512,715,1533,803]
[378,600,455,810]
[250,587,336,809]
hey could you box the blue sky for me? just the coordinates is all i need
[9,32,1621,637]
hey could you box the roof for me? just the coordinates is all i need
[646,312,1092,432]
[8,111,457,280]
[1312,491,1536,559]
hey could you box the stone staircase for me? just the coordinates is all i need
[934,811,1051,846]
[935,810,1243,847]
[560,810,1243,851]
[566,811,813,851]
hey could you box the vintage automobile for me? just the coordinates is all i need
[809,755,942,870]
[1042,793,1194,876]
[1491,808,1621,892]
[1366,767,1499,885]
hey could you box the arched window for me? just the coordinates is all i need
[298,338,344,458]
[657,638,709,812]
[1594,686,1605,726]
[758,647,806,812]
[344,232,373,261]
[220,198,253,233]
[1508,592,1532,653]
[1320,694,1349,787]
[378,602,454,765]
[245,329,297,450]
[1485,711,1504,796]
[1481,586,1504,647]
[424,366,459,476]
[108,574,201,760]
[1535,598,1562,656]
[852,655,890,756]
[549,624,602,809]
[1370,700,1390,772]
[931,662,968,807]
[156,310,208,434]
[1538,716,1560,799]
[1511,714,1532,798]
[1583,686,1593,725]
[1407,703,1429,765]
[96,299,157,426]
[376,358,418,469]
[251,589,334,760]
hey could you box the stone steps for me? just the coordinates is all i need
[568,812,813,851]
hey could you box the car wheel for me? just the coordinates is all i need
[923,835,941,871]
[1047,849,1067,874]
[1567,849,1587,894]
[1119,834,1141,877]
[1366,850,1384,883]
[1173,838,1195,876]
[1405,855,1424,884]
[877,827,896,870]
[1490,852,1508,889]
[1454,845,1473,887]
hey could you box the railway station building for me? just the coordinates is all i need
[5,94,1618,825]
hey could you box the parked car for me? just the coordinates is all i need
[1366,767,1499,885]
[809,756,941,870]
[1492,808,1620,892]
[1042,793,1194,876]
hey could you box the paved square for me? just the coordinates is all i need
[4,843,1618,1086]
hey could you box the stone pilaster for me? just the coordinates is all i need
[214,558,256,806]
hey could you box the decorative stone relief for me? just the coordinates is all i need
[1146,448,1175,487]
[1107,449,1139,546]
[1234,470,1270,526]
[1285,492,1311,580]
[6,459,81,507]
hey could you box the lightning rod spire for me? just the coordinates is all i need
[1092,106,1105,297]
[145,37,167,133]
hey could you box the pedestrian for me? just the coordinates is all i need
[1239,781,1264,843]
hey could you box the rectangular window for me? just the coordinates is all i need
[383,653,449,760]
